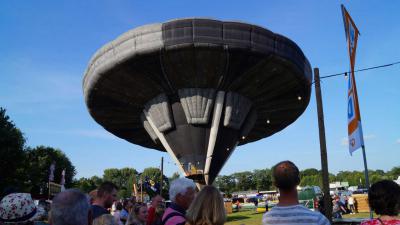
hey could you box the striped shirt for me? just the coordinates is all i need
[262,204,330,225]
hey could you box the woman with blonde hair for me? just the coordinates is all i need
[126,203,148,225]
[93,214,119,225]
[185,185,226,225]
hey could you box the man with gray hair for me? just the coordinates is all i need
[50,189,92,225]
[161,177,196,225]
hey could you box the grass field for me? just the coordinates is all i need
[226,210,264,225]
[226,210,375,225]
[343,212,376,219]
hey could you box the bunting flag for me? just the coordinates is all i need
[342,5,364,155]
[60,169,66,191]
[48,162,56,182]
[60,169,66,185]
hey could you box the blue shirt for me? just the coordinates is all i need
[91,205,109,219]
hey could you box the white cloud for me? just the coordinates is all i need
[396,139,400,144]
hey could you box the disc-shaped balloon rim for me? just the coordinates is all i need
[83,18,312,152]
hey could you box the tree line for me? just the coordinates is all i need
[0,107,180,199]
[73,167,181,199]
[214,167,400,195]
[0,108,76,198]
[2,107,399,199]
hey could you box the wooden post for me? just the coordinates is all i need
[141,181,144,202]
[160,157,164,196]
[361,145,373,218]
[314,68,332,221]
[48,181,50,200]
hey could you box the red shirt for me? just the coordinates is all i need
[146,206,156,225]
[361,219,400,225]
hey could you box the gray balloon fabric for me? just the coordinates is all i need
[83,18,312,184]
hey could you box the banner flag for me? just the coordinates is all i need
[342,5,364,155]
[48,162,56,182]
[60,169,66,185]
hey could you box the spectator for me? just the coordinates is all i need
[92,182,118,220]
[120,199,132,224]
[348,195,355,214]
[254,198,259,211]
[146,195,163,225]
[262,161,330,225]
[112,202,123,225]
[360,180,400,225]
[332,196,345,219]
[89,189,98,205]
[235,199,240,212]
[0,193,45,225]
[161,178,196,225]
[50,189,92,225]
[93,214,118,225]
[153,204,165,225]
[126,203,148,225]
[185,185,226,225]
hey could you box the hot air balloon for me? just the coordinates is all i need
[83,18,312,186]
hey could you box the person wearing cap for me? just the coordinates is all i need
[0,192,45,224]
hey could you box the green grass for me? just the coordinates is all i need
[343,212,376,219]
[225,210,375,225]
[226,210,264,225]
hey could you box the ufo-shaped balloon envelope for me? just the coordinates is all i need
[83,18,312,185]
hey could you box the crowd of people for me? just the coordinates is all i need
[1,161,399,225]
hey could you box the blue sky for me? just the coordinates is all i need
[1,1,399,179]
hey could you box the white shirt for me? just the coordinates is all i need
[262,204,330,225]
[348,197,354,205]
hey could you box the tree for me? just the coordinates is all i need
[73,176,103,193]
[388,167,400,180]
[301,168,320,177]
[232,171,255,191]
[300,175,321,187]
[25,146,76,196]
[0,107,27,194]
[103,167,138,198]
[214,175,236,194]
[253,169,272,191]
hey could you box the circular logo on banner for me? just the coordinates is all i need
[350,138,356,147]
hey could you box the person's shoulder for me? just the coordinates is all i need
[91,205,109,219]
[361,219,400,225]
[299,207,330,222]
[162,207,185,225]
[360,219,380,225]
[264,205,329,224]
[262,206,317,225]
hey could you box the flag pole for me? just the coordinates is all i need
[160,157,164,196]
[361,145,372,218]
[341,5,372,218]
